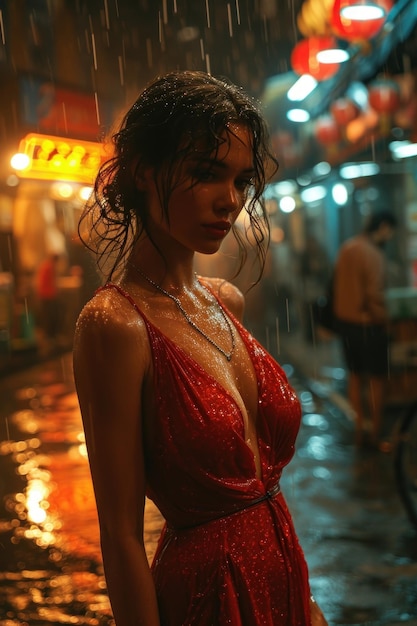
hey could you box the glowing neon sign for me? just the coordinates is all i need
[13,133,108,183]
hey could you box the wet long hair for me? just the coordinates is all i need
[79,70,278,282]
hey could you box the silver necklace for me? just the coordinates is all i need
[131,265,235,361]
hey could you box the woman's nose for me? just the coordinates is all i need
[217,183,242,214]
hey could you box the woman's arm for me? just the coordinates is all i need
[73,293,160,626]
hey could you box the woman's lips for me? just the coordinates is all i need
[202,222,231,238]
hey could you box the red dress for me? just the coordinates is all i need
[105,284,311,625]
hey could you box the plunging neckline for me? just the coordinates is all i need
[99,282,263,478]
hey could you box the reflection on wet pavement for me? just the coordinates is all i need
[1,354,417,625]
[0,354,163,625]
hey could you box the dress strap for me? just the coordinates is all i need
[96,282,144,317]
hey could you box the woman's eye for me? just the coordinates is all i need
[236,178,254,192]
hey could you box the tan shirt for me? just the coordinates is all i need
[333,234,387,325]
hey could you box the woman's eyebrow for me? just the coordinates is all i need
[192,157,255,175]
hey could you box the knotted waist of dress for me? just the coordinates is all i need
[167,481,281,532]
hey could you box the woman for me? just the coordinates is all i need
[73,70,327,626]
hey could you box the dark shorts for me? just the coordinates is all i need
[336,320,389,377]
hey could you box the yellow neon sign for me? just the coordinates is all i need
[13,133,108,183]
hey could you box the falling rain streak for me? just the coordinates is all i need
[91,32,98,70]
[227,4,233,37]
[7,234,12,262]
[24,298,29,324]
[205,0,211,28]
[1,1,417,620]
[4,416,10,440]
[162,0,168,24]
[285,299,290,333]
[0,10,5,44]
[235,0,241,26]
[275,317,280,355]
[370,135,376,161]
[103,0,110,30]
[118,55,124,85]
[158,11,165,49]
[94,92,101,126]
[61,103,68,135]
[29,14,39,45]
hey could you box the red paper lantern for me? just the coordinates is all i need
[368,78,401,114]
[368,78,401,135]
[331,0,393,41]
[315,116,342,156]
[291,36,340,81]
[330,98,360,126]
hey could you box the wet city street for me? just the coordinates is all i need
[0,346,416,626]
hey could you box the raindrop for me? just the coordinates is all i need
[103,0,110,29]
[118,55,124,86]
[200,38,205,61]
[205,53,211,75]
[285,298,290,332]
[235,0,241,25]
[91,32,98,70]
[7,233,13,261]
[94,92,101,126]
[29,14,39,45]
[23,297,30,323]
[205,0,211,28]
[370,135,376,161]
[162,0,168,24]
[275,316,280,354]
[227,4,233,37]
[0,10,5,44]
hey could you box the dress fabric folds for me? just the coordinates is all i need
[106,284,312,625]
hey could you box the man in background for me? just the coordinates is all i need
[333,211,397,449]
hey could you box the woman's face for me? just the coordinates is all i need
[142,123,256,256]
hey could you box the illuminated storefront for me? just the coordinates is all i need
[1,131,107,354]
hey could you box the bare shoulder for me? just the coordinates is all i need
[199,276,245,322]
[73,286,150,366]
